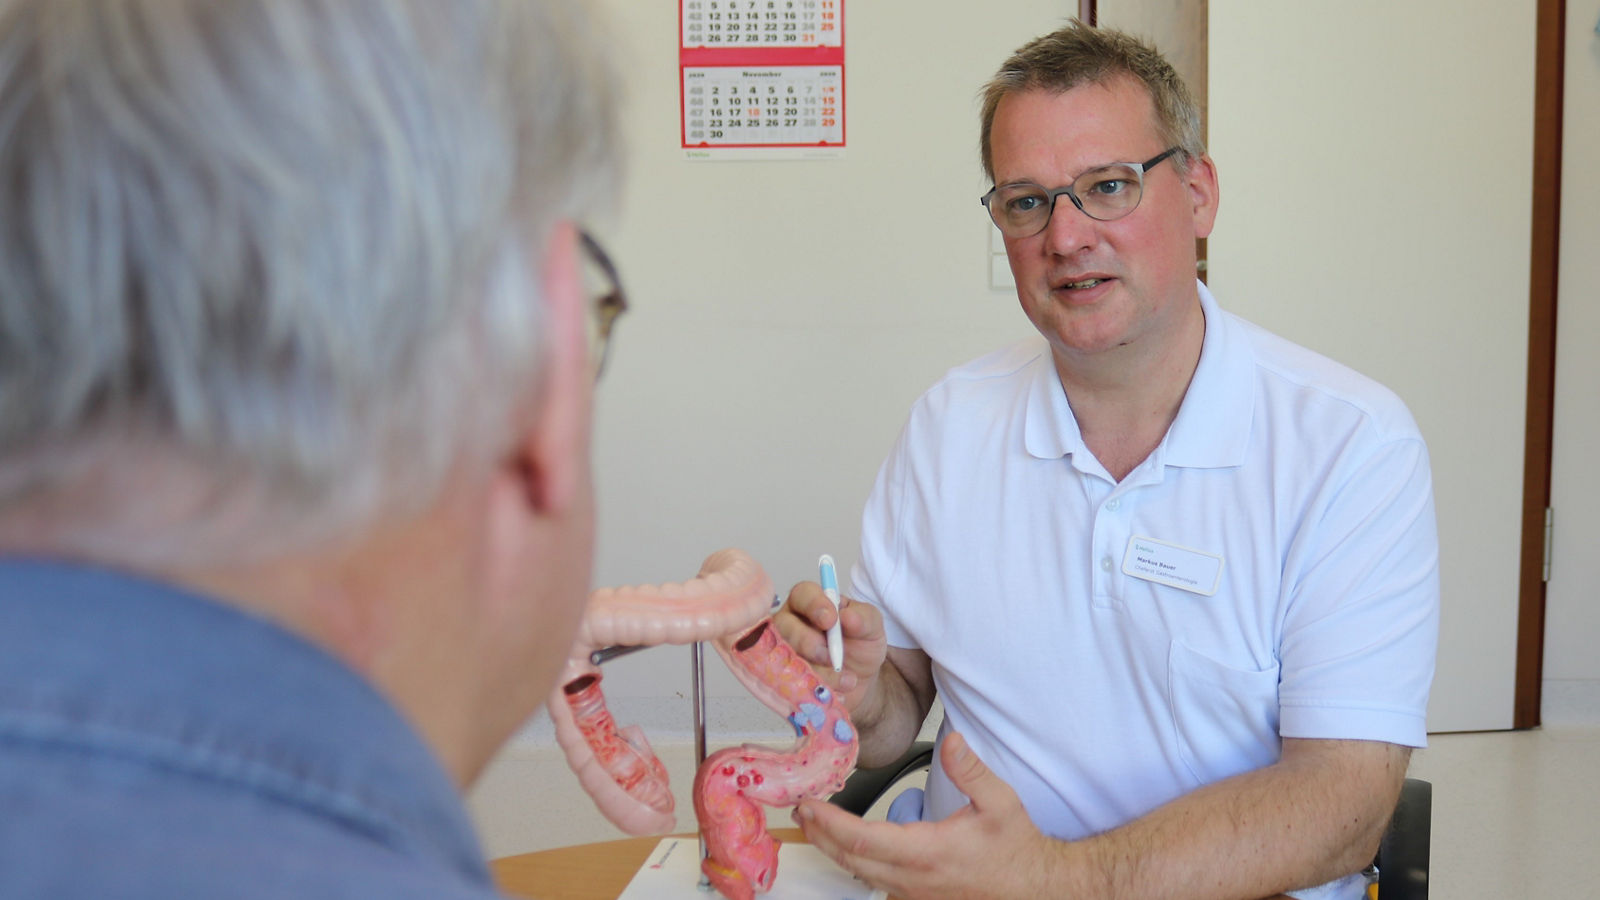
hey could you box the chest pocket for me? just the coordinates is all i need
[1167,639,1281,785]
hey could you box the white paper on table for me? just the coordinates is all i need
[616,837,886,900]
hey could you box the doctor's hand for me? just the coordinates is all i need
[774,580,886,713]
[793,732,1067,900]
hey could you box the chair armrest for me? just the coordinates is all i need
[1376,777,1431,899]
[830,747,1431,899]
[828,741,936,816]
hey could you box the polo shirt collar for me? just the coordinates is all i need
[1022,344,1081,461]
[1166,281,1255,468]
[1022,280,1254,470]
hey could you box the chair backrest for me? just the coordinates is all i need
[1375,777,1432,899]
[827,741,934,817]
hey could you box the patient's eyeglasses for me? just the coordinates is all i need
[579,231,628,383]
[980,147,1181,239]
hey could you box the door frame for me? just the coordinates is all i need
[1515,0,1565,729]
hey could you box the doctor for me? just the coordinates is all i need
[778,21,1438,900]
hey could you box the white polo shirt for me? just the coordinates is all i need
[852,283,1438,878]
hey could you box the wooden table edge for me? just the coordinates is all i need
[491,828,808,900]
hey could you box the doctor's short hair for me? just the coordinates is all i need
[978,20,1205,181]
[0,0,622,566]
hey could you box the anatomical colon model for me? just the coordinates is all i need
[548,549,860,900]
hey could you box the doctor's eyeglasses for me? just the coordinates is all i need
[981,147,1181,239]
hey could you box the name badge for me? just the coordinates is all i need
[1121,535,1224,596]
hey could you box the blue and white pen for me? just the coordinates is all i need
[818,554,844,672]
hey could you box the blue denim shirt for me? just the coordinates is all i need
[0,559,506,899]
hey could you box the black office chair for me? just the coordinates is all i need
[1371,776,1431,899]
[829,741,1431,899]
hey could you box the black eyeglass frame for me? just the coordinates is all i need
[980,147,1182,238]
[578,230,628,382]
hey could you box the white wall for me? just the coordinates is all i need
[1207,0,1538,732]
[1543,1,1600,725]
[569,0,1572,744]
[521,3,1063,735]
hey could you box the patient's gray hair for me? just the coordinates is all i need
[0,0,622,565]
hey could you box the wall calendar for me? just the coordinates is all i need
[680,0,845,160]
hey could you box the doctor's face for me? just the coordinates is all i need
[989,78,1217,364]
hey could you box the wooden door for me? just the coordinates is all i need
[1093,1,1208,273]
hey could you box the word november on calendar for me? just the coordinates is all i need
[679,0,845,159]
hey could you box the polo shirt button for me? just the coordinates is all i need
[1105,499,1121,511]
[1100,555,1113,572]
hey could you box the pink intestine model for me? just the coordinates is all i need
[548,549,860,900]
[693,616,859,899]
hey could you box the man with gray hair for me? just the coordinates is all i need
[0,0,623,895]
[779,21,1437,900]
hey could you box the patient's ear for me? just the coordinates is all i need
[512,222,591,514]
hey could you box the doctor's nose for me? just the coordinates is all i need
[1039,194,1100,256]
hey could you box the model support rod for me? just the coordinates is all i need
[693,640,712,891]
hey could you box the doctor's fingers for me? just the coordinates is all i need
[775,581,837,665]
[835,592,885,643]
[797,802,981,900]
[778,583,886,675]
[796,800,930,871]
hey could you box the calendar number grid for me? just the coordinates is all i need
[679,0,845,156]
[682,0,840,50]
